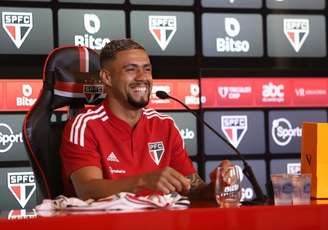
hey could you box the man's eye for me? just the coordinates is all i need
[126,68,135,72]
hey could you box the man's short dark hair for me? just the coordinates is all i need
[100,38,145,67]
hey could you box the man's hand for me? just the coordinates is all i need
[139,167,191,194]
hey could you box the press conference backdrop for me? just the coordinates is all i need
[1,0,328,211]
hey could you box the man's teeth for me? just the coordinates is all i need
[134,87,147,92]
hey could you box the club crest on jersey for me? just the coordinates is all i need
[2,12,33,49]
[221,115,248,148]
[148,141,165,165]
[83,84,105,103]
[149,15,177,51]
[283,18,309,53]
[7,172,36,208]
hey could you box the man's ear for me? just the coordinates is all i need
[99,69,111,87]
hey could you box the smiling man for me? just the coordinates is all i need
[60,39,214,200]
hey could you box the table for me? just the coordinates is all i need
[1,201,328,230]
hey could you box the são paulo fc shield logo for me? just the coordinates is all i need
[221,115,248,148]
[149,15,177,51]
[283,18,309,53]
[2,12,33,49]
[148,141,165,165]
[7,172,36,208]
[83,84,105,103]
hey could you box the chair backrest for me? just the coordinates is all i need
[23,46,105,199]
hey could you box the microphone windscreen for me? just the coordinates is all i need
[156,91,169,99]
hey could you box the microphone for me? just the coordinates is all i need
[156,90,267,204]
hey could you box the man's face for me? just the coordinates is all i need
[105,49,153,109]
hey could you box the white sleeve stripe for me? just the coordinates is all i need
[69,106,104,144]
[144,114,173,120]
[101,116,109,122]
[73,106,104,145]
[80,111,107,147]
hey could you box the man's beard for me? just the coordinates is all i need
[127,93,150,109]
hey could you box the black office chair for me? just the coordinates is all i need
[23,46,105,200]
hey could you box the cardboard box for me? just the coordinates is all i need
[301,122,328,198]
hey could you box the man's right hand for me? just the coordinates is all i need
[138,167,191,194]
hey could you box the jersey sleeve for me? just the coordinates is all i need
[60,117,102,182]
[168,120,196,176]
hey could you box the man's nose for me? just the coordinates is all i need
[135,69,150,81]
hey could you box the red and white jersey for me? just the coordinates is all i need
[60,101,195,196]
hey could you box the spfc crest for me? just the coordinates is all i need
[83,84,106,103]
[221,115,248,148]
[8,209,37,220]
[2,12,33,49]
[7,172,36,208]
[148,141,165,165]
[149,15,177,51]
[283,18,309,53]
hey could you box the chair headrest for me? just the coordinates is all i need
[42,46,106,110]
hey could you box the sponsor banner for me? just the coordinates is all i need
[254,78,292,107]
[0,82,3,110]
[269,110,327,154]
[271,159,301,175]
[202,13,263,57]
[293,79,328,106]
[165,112,197,156]
[4,80,42,111]
[58,9,126,51]
[203,111,265,155]
[0,168,37,210]
[149,79,200,110]
[130,11,195,56]
[59,0,123,2]
[202,0,262,8]
[130,0,194,5]
[267,15,326,57]
[205,160,266,201]
[266,0,325,10]
[201,78,253,108]
[0,114,28,161]
[0,7,53,54]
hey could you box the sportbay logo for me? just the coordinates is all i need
[218,86,251,99]
[148,141,165,165]
[7,172,36,208]
[74,13,110,50]
[83,84,105,103]
[262,82,285,103]
[16,84,36,106]
[221,115,248,148]
[149,15,177,51]
[284,19,309,53]
[271,118,302,146]
[216,17,250,53]
[2,12,33,49]
[0,123,23,153]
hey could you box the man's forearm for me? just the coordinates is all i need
[186,173,215,200]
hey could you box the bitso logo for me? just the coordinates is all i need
[271,118,302,146]
[2,12,33,49]
[284,19,309,53]
[185,84,204,105]
[148,141,165,165]
[17,84,36,106]
[0,123,23,153]
[74,13,110,50]
[149,15,177,51]
[262,82,285,103]
[221,115,248,148]
[7,172,36,208]
[216,17,250,53]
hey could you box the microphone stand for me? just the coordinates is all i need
[157,91,267,204]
